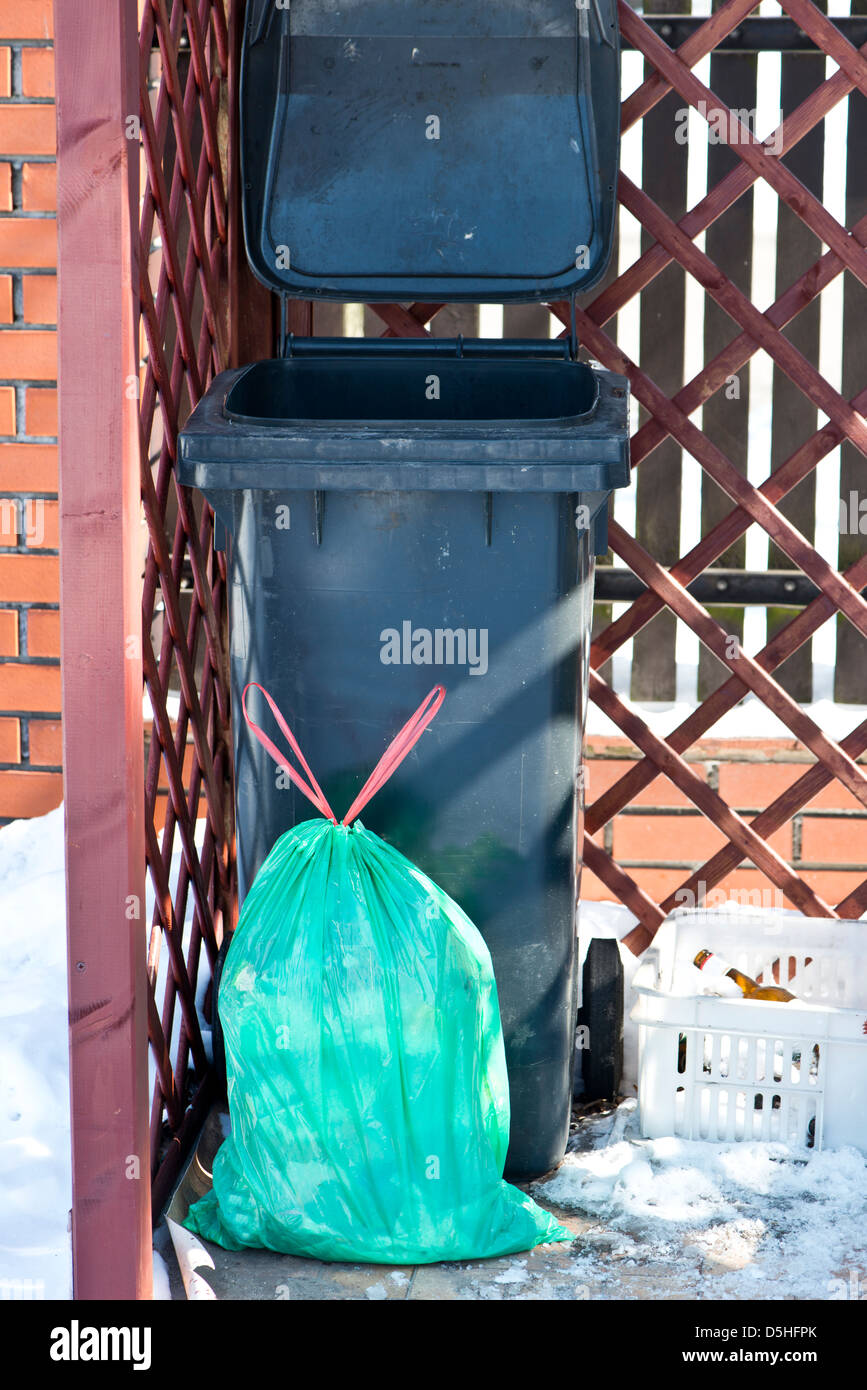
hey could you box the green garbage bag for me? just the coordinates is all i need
[184,684,571,1263]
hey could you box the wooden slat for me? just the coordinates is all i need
[57,0,152,1300]
[699,18,756,700]
[835,0,867,702]
[503,304,551,338]
[429,303,478,338]
[767,21,826,702]
[632,0,690,701]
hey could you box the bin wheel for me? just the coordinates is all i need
[212,936,231,1100]
[581,937,624,1102]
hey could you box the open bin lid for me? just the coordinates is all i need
[240,0,621,303]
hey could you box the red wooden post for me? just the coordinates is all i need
[55,0,152,1299]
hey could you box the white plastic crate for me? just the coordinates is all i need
[630,908,867,1151]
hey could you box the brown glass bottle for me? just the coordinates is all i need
[693,948,796,1002]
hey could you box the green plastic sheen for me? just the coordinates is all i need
[184,818,570,1262]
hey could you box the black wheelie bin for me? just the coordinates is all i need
[178,0,629,1180]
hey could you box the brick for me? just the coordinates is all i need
[585,735,637,760]
[21,274,56,323]
[0,770,62,819]
[629,867,690,905]
[0,660,60,710]
[717,759,809,812]
[0,219,56,268]
[28,717,61,765]
[0,330,56,379]
[26,607,58,656]
[21,161,55,211]
[0,105,55,156]
[23,497,57,547]
[0,443,57,492]
[580,854,862,920]
[651,868,793,915]
[0,553,58,602]
[0,162,11,212]
[585,756,700,811]
[0,274,12,323]
[614,812,730,864]
[795,869,866,913]
[0,498,17,545]
[0,716,20,761]
[0,385,15,434]
[698,737,802,758]
[742,815,792,859]
[800,815,867,866]
[0,5,53,41]
[577,863,622,903]
[0,608,18,655]
[0,47,10,97]
[21,48,54,98]
[25,386,55,434]
[697,868,791,913]
[804,776,867,813]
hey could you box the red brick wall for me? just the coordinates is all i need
[0,0,60,822]
[583,735,867,911]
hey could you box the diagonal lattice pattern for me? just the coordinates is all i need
[137,0,235,1204]
[354,0,867,949]
[569,0,867,950]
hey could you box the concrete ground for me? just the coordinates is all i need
[155,1101,773,1301]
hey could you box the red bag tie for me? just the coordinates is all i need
[241,683,337,823]
[241,683,446,826]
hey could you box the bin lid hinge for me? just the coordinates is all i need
[281,293,292,358]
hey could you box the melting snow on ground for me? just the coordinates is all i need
[536,1108,867,1300]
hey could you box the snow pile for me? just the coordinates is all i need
[0,806,71,1299]
[0,806,195,1301]
[537,1114,867,1299]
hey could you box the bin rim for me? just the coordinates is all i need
[177,362,632,494]
[221,354,603,431]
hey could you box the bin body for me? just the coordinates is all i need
[180,0,629,1182]
[236,490,587,1179]
[180,349,629,1178]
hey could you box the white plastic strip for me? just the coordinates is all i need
[165,1217,218,1302]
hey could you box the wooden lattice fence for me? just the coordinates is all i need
[59,2,867,1291]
